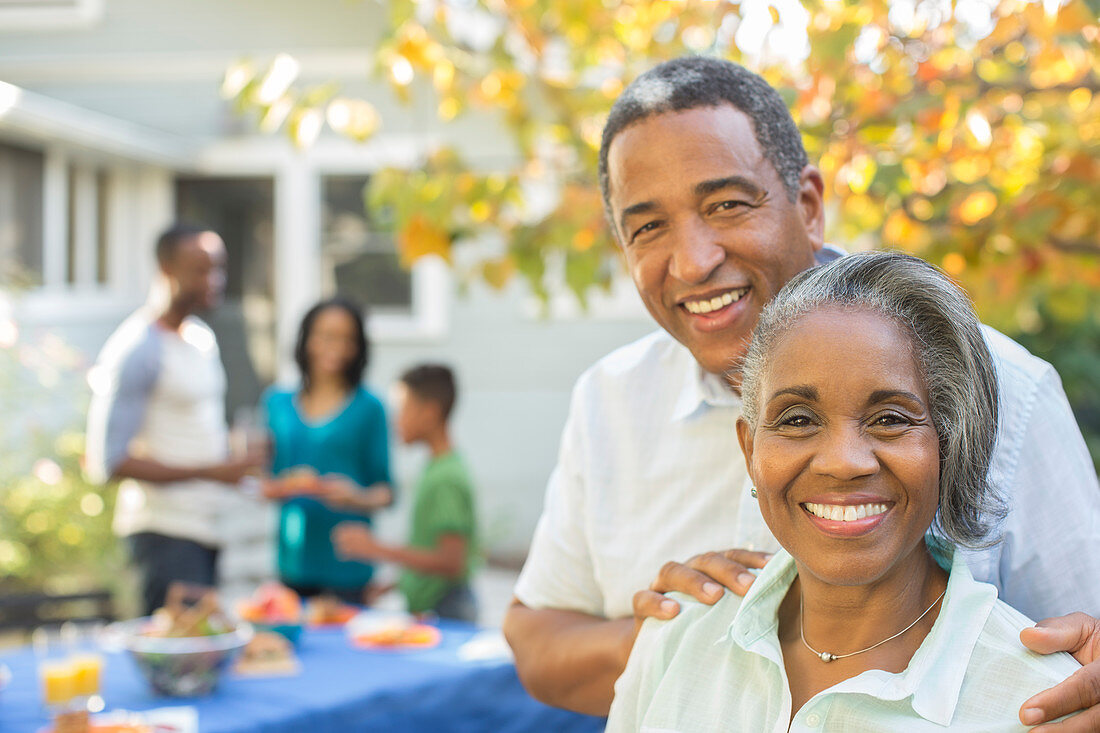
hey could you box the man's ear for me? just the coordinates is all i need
[798,165,826,252]
[736,417,755,483]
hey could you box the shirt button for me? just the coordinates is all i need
[804,712,822,727]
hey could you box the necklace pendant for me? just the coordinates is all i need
[819,652,835,663]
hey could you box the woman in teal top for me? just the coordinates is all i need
[261,297,393,603]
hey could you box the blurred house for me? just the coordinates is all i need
[0,0,653,599]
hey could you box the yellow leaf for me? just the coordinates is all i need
[942,252,967,275]
[957,191,997,225]
[883,210,912,244]
[469,200,492,223]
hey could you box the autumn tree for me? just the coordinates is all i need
[225,0,1100,463]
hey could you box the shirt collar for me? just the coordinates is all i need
[886,548,998,726]
[671,360,741,421]
[717,543,999,727]
[669,245,843,423]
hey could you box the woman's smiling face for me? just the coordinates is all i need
[736,306,942,587]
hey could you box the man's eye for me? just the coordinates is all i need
[631,221,659,241]
[712,200,747,213]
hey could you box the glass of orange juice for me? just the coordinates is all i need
[39,659,77,710]
[71,654,101,696]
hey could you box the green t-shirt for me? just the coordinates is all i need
[397,451,478,613]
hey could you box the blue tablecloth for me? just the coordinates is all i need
[0,620,605,732]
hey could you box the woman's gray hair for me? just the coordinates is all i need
[739,251,1005,548]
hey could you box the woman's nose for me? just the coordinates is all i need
[810,425,879,481]
[668,219,725,284]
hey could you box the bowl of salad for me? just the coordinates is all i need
[104,585,252,697]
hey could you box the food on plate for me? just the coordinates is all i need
[305,595,357,627]
[51,710,90,733]
[237,583,302,624]
[234,631,300,676]
[282,467,322,495]
[44,713,153,733]
[352,623,441,649]
[237,582,303,642]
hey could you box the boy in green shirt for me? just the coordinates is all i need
[333,364,478,622]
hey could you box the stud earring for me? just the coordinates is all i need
[750,486,758,498]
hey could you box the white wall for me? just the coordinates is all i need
[366,279,655,561]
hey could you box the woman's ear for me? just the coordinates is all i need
[736,417,755,483]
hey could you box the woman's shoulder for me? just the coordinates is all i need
[969,598,1081,685]
[637,591,745,659]
[349,385,387,414]
[261,385,297,408]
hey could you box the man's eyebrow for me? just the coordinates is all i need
[694,175,764,198]
[767,385,818,403]
[867,389,926,408]
[619,200,658,233]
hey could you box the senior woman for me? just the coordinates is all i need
[608,251,1080,731]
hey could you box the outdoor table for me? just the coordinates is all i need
[0,618,605,732]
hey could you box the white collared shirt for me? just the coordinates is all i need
[514,325,1100,621]
[608,549,1081,732]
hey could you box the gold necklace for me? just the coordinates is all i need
[799,589,947,663]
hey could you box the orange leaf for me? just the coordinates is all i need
[397,214,451,267]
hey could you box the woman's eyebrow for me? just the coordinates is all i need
[767,385,817,403]
[866,389,926,408]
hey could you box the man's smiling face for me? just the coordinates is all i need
[607,104,826,376]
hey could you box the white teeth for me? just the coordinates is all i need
[804,502,888,522]
[684,287,749,314]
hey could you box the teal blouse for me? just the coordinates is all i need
[262,386,392,590]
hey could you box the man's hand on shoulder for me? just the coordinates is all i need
[1020,612,1100,731]
[631,549,773,632]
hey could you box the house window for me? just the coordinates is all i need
[0,142,45,287]
[64,163,110,287]
[319,175,412,312]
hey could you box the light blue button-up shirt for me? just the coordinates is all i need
[609,548,1081,732]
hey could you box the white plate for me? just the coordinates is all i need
[345,609,415,638]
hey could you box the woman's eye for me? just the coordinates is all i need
[872,413,909,427]
[780,414,813,427]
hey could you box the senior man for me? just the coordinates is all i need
[503,56,1100,730]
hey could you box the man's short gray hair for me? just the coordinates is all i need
[739,251,1005,548]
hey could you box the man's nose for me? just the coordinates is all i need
[668,217,725,284]
[810,424,879,481]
